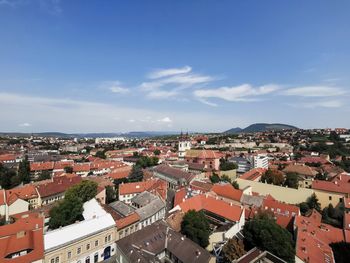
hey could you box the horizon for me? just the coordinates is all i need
[1,1,350,132]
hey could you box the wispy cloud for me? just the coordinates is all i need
[283,86,346,97]
[148,66,192,79]
[194,84,279,103]
[157,117,172,123]
[297,100,343,109]
[0,0,62,15]
[140,66,214,99]
[19,122,31,127]
[100,81,129,94]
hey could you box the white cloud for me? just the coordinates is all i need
[283,86,346,97]
[194,84,279,103]
[158,117,172,123]
[300,100,343,108]
[148,66,192,79]
[19,122,31,127]
[100,81,129,94]
[146,90,178,99]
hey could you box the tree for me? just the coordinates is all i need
[261,169,284,186]
[284,172,299,189]
[221,174,232,183]
[306,193,321,212]
[136,156,159,168]
[181,210,210,248]
[0,163,20,189]
[65,180,98,203]
[330,242,350,263]
[37,170,51,181]
[222,237,246,262]
[232,180,240,190]
[299,202,310,215]
[95,150,106,159]
[220,158,237,171]
[18,157,31,184]
[153,149,161,156]
[105,185,116,204]
[243,213,295,263]
[128,165,144,182]
[64,166,73,173]
[210,173,220,183]
[48,194,83,229]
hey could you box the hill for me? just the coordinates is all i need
[224,123,298,134]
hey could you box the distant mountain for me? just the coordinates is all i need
[224,123,298,134]
[224,127,243,134]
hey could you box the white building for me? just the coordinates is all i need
[95,137,125,144]
[44,199,116,263]
[253,154,269,169]
[178,136,191,159]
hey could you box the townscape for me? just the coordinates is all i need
[1,126,350,263]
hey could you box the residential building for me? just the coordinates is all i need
[253,154,269,169]
[115,221,215,263]
[43,199,116,263]
[152,164,195,189]
[185,149,222,171]
[229,156,251,173]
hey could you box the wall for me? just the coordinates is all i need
[313,189,346,208]
[237,179,314,204]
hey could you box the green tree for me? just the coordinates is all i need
[18,157,31,184]
[209,173,220,183]
[221,174,232,183]
[306,193,321,212]
[64,166,73,173]
[136,156,159,168]
[181,210,210,248]
[48,194,83,229]
[65,180,98,203]
[128,165,144,182]
[220,158,238,171]
[299,202,310,215]
[243,213,295,263]
[222,237,246,262]
[37,170,51,181]
[232,180,240,190]
[105,185,116,204]
[0,164,20,189]
[330,242,350,263]
[95,150,106,159]
[153,149,161,156]
[261,169,284,186]
[284,172,299,189]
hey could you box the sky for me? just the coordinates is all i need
[0,0,350,133]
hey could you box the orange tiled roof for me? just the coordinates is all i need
[312,173,350,195]
[6,185,38,201]
[116,212,140,229]
[240,168,267,181]
[283,164,317,177]
[119,179,158,196]
[35,175,82,198]
[211,183,243,202]
[178,194,243,222]
[30,162,54,171]
[0,213,44,263]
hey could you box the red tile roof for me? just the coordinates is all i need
[30,162,54,172]
[178,194,243,222]
[283,164,317,177]
[240,168,267,181]
[35,175,82,198]
[312,173,350,195]
[6,185,38,201]
[185,149,223,159]
[119,179,158,196]
[211,183,243,202]
[115,212,140,229]
[0,213,44,263]
[295,210,345,263]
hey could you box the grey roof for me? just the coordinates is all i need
[116,221,214,263]
[136,197,165,221]
[109,201,135,217]
[240,194,264,207]
[131,191,158,207]
[153,164,194,184]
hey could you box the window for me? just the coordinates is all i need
[108,234,111,242]
[77,247,81,254]
[51,259,55,263]
[86,243,90,250]
[95,240,99,247]
[329,196,332,200]
[105,236,108,243]
[67,251,71,259]
[55,257,59,263]
[85,256,90,263]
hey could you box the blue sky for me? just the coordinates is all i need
[1,0,350,133]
